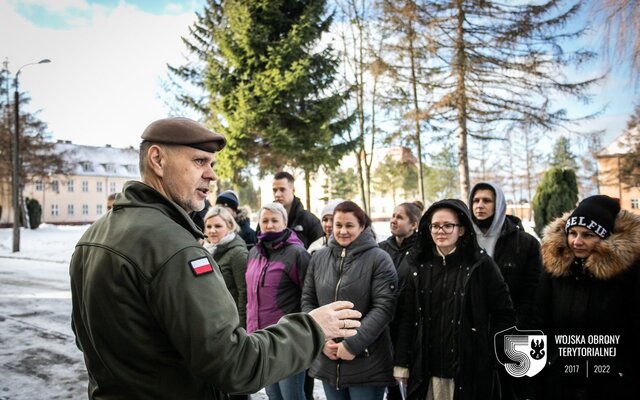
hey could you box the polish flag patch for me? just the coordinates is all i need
[189,257,213,276]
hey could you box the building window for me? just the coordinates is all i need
[96,181,103,192]
[35,180,43,191]
[109,182,117,193]
[67,180,74,192]
[51,204,59,216]
[81,161,94,172]
[97,204,103,214]
[68,204,74,216]
[82,181,89,192]
[82,204,89,215]
[632,198,640,209]
[51,180,59,193]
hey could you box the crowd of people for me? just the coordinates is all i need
[71,118,640,400]
[196,170,640,400]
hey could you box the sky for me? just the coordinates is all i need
[1,0,205,149]
[1,0,637,152]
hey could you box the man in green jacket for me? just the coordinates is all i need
[69,117,361,400]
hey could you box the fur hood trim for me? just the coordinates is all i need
[236,205,251,221]
[541,210,640,280]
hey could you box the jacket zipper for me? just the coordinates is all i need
[334,248,346,301]
[335,247,346,389]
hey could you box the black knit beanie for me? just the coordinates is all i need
[564,195,621,238]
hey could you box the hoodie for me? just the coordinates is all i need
[468,182,506,256]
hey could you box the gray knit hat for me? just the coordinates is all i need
[321,199,343,218]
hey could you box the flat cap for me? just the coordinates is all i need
[141,117,226,152]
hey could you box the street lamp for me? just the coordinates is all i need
[12,58,51,252]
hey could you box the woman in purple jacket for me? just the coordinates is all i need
[246,202,311,400]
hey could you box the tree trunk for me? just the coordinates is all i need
[304,168,311,211]
[454,0,470,201]
[408,19,426,204]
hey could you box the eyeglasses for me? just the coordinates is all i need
[429,223,460,234]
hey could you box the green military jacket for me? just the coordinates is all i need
[70,181,323,400]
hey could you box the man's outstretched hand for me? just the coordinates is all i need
[308,301,362,340]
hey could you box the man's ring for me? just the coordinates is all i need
[342,320,346,329]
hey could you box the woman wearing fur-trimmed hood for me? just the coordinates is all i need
[534,195,640,400]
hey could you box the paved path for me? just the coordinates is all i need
[0,256,328,399]
[0,258,87,399]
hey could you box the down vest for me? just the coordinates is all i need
[302,227,398,388]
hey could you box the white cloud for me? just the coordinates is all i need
[1,0,198,148]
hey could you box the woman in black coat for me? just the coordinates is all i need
[534,195,640,400]
[393,199,515,400]
[379,201,423,400]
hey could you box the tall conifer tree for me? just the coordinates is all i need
[406,0,602,200]
[169,0,353,199]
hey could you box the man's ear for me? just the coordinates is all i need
[146,145,166,177]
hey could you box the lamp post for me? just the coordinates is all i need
[12,59,51,252]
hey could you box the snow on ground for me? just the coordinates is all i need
[0,222,390,399]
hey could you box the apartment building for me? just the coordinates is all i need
[597,128,640,215]
[20,141,140,224]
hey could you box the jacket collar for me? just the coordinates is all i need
[328,227,378,257]
[541,210,640,280]
[118,181,204,239]
[287,196,304,228]
[256,228,303,256]
[384,231,418,252]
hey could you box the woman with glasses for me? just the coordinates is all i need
[302,201,398,400]
[393,199,515,400]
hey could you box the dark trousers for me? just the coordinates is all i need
[304,370,314,400]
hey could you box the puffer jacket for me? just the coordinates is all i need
[534,210,640,400]
[394,199,516,400]
[210,234,249,328]
[245,229,310,333]
[302,227,398,388]
[69,181,324,400]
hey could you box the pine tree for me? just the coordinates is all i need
[372,153,418,206]
[549,136,579,171]
[169,0,353,198]
[532,168,579,237]
[379,0,434,203]
[328,167,358,200]
[423,146,459,201]
[413,0,602,201]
